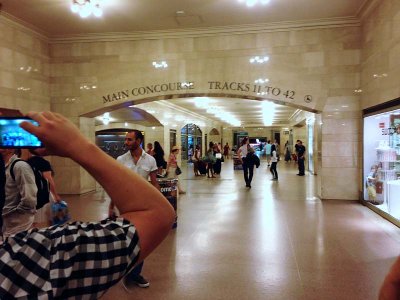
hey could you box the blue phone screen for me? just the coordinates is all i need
[0,118,42,148]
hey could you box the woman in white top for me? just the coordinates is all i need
[237,137,253,188]
[270,144,278,180]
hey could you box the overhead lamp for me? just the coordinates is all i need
[262,101,275,126]
[249,56,269,64]
[71,0,103,18]
[152,61,168,69]
[255,78,269,84]
[102,112,110,125]
[238,0,270,7]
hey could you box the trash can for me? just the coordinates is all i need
[157,178,178,228]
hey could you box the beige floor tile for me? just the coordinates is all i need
[62,158,400,300]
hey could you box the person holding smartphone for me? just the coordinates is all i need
[0,111,175,299]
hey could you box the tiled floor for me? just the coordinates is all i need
[63,158,400,300]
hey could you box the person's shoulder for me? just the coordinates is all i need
[117,151,129,161]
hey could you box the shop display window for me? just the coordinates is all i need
[364,109,400,219]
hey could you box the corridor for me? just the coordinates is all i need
[63,159,400,300]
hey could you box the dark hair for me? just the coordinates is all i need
[129,130,144,142]
[209,141,214,148]
[154,141,164,156]
[271,144,276,155]
[241,137,248,146]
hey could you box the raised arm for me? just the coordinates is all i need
[21,111,175,261]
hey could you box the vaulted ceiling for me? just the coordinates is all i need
[0,0,368,127]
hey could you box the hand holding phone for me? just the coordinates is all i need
[0,117,42,148]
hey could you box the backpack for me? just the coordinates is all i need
[10,159,50,210]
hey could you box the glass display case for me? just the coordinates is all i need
[364,109,400,220]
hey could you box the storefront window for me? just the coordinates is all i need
[363,109,400,219]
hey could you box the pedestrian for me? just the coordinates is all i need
[270,144,278,180]
[206,142,216,178]
[25,151,62,227]
[245,148,260,188]
[265,140,272,167]
[146,142,154,156]
[193,144,201,176]
[153,141,166,176]
[284,141,291,162]
[166,146,186,194]
[213,142,222,175]
[237,137,253,188]
[109,129,160,290]
[0,111,175,299]
[223,142,230,159]
[296,140,306,176]
[0,149,37,238]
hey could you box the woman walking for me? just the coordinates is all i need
[193,144,201,176]
[206,142,216,178]
[270,144,278,181]
[153,141,166,176]
[237,137,253,188]
[166,146,185,194]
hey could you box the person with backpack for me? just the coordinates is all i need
[245,147,260,188]
[23,150,61,226]
[0,148,37,238]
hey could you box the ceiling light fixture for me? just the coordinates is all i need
[102,112,110,125]
[262,101,275,126]
[254,78,269,84]
[71,0,103,18]
[249,56,269,64]
[238,0,270,7]
[152,61,168,69]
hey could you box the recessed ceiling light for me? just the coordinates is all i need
[249,56,269,64]
[152,61,168,69]
[176,10,185,15]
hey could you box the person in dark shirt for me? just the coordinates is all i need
[245,148,260,188]
[0,155,5,236]
[296,140,306,176]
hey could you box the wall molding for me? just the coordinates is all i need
[49,17,360,44]
[0,12,48,43]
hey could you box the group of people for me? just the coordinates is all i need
[236,137,308,187]
[1,111,400,298]
[191,142,228,178]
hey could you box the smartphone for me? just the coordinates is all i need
[0,117,42,148]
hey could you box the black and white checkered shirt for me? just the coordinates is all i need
[0,217,140,299]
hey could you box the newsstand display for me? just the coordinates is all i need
[157,178,178,228]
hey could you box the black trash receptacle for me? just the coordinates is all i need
[157,178,178,228]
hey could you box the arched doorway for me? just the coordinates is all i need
[181,123,202,162]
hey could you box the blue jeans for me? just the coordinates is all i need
[127,261,144,279]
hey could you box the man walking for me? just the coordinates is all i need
[0,149,37,238]
[296,140,306,176]
[265,140,272,167]
[109,129,159,291]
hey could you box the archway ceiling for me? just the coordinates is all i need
[99,97,298,128]
[1,0,366,37]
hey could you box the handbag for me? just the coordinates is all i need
[175,166,182,175]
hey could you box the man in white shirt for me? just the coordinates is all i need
[109,129,159,291]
